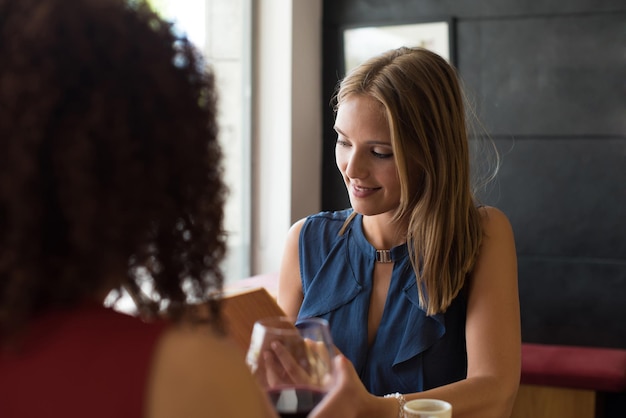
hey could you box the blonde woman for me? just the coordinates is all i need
[278,47,520,418]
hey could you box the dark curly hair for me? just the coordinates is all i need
[0,0,227,339]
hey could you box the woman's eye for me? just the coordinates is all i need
[336,139,350,147]
[372,150,393,159]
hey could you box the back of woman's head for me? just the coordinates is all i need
[0,0,227,336]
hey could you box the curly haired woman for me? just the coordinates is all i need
[0,0,276,417]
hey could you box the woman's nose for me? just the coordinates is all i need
[345,152,368,179]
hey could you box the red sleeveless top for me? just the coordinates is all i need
[0,303,168,418]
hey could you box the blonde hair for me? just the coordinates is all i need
[335,47,483,315]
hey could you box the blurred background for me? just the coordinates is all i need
[147,1,625,352]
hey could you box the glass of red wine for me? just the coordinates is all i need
[246,316,335,418]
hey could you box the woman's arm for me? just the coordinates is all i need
[277,218,306,318]
[311,206,520,418]
[404,206,521,417]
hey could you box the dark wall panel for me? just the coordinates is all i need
[459,15,626,136]
[479,138,626,260]
[322,0,626,349]
[518,257,626,348]
[323,0,625,25]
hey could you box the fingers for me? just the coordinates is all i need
[258,339,336,393]
[304,339,334,384]
[270,341,312,384]
[262,348,290,386]
[308,354,365,418]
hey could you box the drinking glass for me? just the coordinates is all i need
[246,316,335,418]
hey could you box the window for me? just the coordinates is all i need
[108,0,323,313]
[150,0,252,282]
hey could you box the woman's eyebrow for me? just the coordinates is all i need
[333,125,346,136]
[333,125,392,146]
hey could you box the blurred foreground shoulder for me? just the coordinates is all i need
[147,324,277,418]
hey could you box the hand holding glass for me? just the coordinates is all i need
[246,317,335,418]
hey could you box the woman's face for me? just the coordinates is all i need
[334,94,401,217]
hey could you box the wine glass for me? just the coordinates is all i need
[246,316,335,418]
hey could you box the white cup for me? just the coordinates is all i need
[403,399,452,418]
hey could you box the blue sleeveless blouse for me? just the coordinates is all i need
[297,209,468,395]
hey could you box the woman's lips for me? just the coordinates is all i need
[350,184,381,198]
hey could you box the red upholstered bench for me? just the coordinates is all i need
[511,343,626,418]
[521,343,626,392]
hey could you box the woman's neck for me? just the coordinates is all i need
[361,213,407,249]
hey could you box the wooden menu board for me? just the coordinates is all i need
[221,287,286,354]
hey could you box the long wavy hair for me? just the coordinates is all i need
[335,47,484,315]
[0,0,227,339]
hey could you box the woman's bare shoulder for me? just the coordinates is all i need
[288,217,307,237]
[477,205,514,237]
[147,324,276,418]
